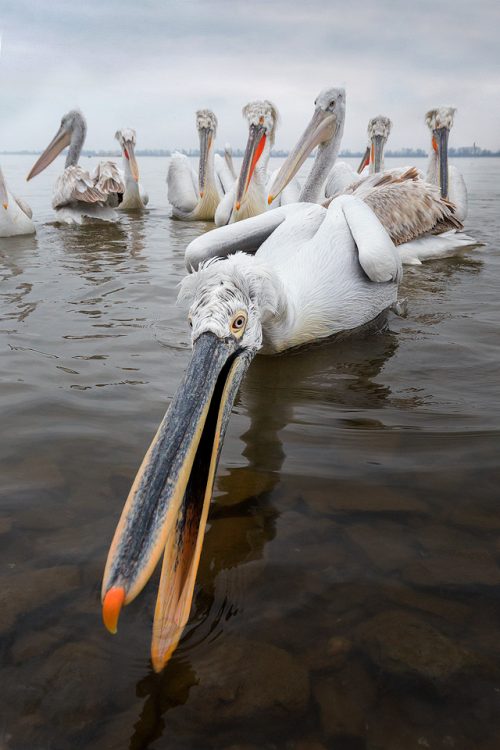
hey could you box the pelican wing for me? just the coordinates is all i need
[167,153,198,213]
[52,166,106,209]
[186,205,294,270]
[342,168,463,245]
[324,161,361,199]
[93,161,125,195]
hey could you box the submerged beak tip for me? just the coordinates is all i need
[102,586,126,634]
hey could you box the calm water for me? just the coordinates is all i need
[1,155,499,750]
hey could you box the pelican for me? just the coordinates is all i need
[167,110,233,221]
[326,114,393,197]
[425,107,467,221]
[26,110,124,224]
[214,100,300,227]
[268,87,477,263]
[0,166,35,237]
[114,129,149,210]
[101,194,402,671]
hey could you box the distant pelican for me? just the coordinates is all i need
[0,166,35,237]
[114,128,149,210]
[101,194,402,671]
[268,87,476,263]
[215,100,300,227]
[326,114,393,197]
[27,110,125,224]
[425,107,467,221]
[167,110,233,221]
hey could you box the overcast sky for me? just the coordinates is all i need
[1,0,499,153]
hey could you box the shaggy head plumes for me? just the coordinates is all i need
[242,100,279,145]
[196,109,218,134]
[178,253,280,351]
[425,107,456,131]
[114,128,137,146]
[368,115,392,141]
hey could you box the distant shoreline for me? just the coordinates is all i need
[2,149,499,158]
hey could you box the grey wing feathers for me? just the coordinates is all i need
[53,166,106,208]
[93,161,125,194]
[345,168,463,246]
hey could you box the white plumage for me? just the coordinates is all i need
[0,166,35,237]
[114,128,149,210]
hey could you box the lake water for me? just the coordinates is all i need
[0,154,499,750]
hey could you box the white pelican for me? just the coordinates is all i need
[114,128,149,210]
[425,107,467,221]
[326,114,393,197]
[167,110,233,221]
[268,88,476,263]
[0,166,35,237]
[101,194,402,670]
[27,110,125,224]
[214,100,300,227]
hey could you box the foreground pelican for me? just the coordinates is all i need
[27,110,124,224]
[114,129,149,210]
[102,194,402,670]
[167,110,233,221]
[268,87,476,263]
[425,107,467,221]
[0,166,35,237]
[214,100,300,226]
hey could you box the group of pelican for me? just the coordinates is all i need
[97,87,480,671]
[1,111,148,234]
[0,85,479,670]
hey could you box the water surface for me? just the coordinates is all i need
[1,155,499,750]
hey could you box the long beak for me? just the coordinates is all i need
[371,134,385,174]
[357,146,370,174]
[101,332,252,665]
[0,169,8,210]
[433,127,450,199]
[235,123,267,211]
[198,128,212,198]
[267,109,336,204]
[27,125,71,181]
[124,141,139,182]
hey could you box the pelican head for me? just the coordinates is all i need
[196,109,218,198]
[115,128,139,182]
[425,107,456,199]
[27,110,87,181]
[0,167,8,210]
[102,253,278,669]
[235,100,279,211]
[367,115,392,173]
[268,86,345,203]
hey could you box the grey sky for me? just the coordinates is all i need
[1,0,499,152]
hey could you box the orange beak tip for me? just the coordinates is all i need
[199,191,204,198]
[267,195,273,205]
[102,586,126,634]
[2,202,7,210]
[235,201,241,211]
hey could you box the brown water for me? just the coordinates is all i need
[0,155,499,750]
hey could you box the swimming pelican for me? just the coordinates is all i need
[268,87,476,263]
[114,129,149,210]
[101,194,402,671]
[167,110,233,221]
[327,114,393,197]
[425,107,467,221]
[26,110,124,224]
[214,100,300,227]
[0,166,35,237]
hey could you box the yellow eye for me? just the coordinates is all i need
[230,311,247,337]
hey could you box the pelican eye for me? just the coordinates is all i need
[188,317,193,328]
[230,311,247,338]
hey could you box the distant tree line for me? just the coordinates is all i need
[2,145,500,158]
